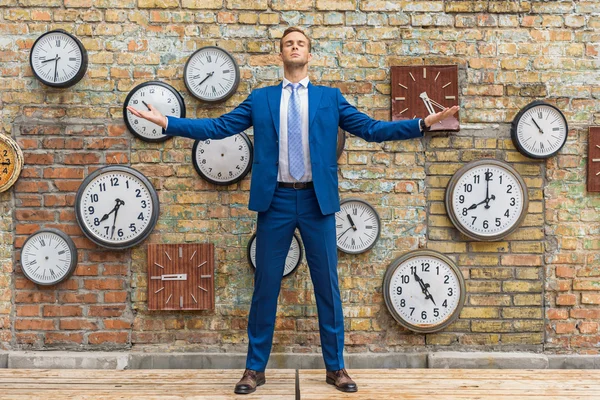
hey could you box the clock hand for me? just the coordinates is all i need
[419,92,436,115]
[414,271,436,306]
[531,118,544,134]
[110,199,125,239]
[467,199,487,211]
[337,226,353,240]
[99,198,123,223]
[198,71,215,86]
[142,100,151,111]
[53,57,60,83]
[484,169,491,209]
[346,214,357,231]
[41,56,59,64]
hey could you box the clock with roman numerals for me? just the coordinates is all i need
[335,198,381,254]
[511,100,568,159]
[183,46,240,103]
[20,228,78,286]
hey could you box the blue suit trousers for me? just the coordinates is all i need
[245,186,344,372]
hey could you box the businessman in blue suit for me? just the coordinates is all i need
[128,27,458,394]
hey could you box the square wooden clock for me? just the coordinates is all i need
[391,64,460,131]
[147,243,214,311]
[588,127,600,192]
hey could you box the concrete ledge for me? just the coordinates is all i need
[3,351,600,370]
[428,352,549,369]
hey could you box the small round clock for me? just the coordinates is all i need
[20,228,78,286]
[123,81,186,142]
[183,46,240,103]
[445,159,529,241]
[192,133,253,186]
[335,198,381,254]
[29,29,88,88]
[383,250,465,333]
[0,133,23,193]
[511,100,568,159]
[247,232,302,278]
[75,165,160,249]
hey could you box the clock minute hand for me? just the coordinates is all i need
[346,214,357,231]
[198,71,215,86]
[110,199,125,239]
[531,118,544,134]
[41,56,59,64]
[337,226,353,240]
[414,271,436,306]
[419,92,436,115]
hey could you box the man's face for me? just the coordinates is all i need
[279,31,312,67]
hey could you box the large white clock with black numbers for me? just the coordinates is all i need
[445,159,528,241]
[511,100,568,159]
[335,198,381,254]
[192,133,253,185]
[20,228,78,286]
[123,81,186,142]
[29,29,87,88]
[75,166,159,249]
[247,232,302,278]
[183,46,240,103]
[383,250,465,333]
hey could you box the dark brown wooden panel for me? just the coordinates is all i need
[588,127,600,192]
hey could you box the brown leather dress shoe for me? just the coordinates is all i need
[234,369,266,395]
[326,368,358,392]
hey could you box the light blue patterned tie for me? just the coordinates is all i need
[287,83,305,181]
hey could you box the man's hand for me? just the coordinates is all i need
[423,105,460,128]
[126,104,168,129]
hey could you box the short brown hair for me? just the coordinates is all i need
[280,27,311,52]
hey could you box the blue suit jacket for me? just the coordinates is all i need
[165,83,423,215]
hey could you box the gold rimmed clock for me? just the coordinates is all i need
[391,65,460,131]
[0,133,24,193]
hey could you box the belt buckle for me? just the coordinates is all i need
[293,182,302,189]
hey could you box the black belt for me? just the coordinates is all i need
[278,181,314,189]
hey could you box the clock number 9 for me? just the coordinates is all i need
[88,206,94,214]
[458,195,464,204]
[396,287,402,295]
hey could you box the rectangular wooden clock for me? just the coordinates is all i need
[588,127,600,192]
[391,64,460,131]
[147,243,214,311]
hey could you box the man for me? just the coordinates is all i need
[128,27,458,394]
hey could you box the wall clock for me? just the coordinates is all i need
[183,46,240,103]
[148,243,214,311]
[20,228,78,286]
[0,133,23,193]
[123,81,186,142]
[29,29,88,88]
[383,249,465,333]
[335,198,381,254]
[445,159,528,241]
[391,65,459,131]
[588,127,600,192]
[192,133,253,186]
[75,165,160,249]
[247,232,302,278]
[510,100,568,159]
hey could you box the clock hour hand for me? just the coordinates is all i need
[141,100,151,111]
[346,214,357,231]
[99,198,123,223]
[531,118,544,135]
[419,92,436,115]
[53,57,60,83]
[198,71,215,86]
[41,56,59,64]
[150,274,188,281]
[414,271,436,306]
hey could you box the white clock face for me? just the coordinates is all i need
[21,229,77,286]
[513,102,568,158]
[384,251,465,333]
[192,133,253,185]
[76,167,159,249]
[447,160,528,241]
[124,82,185,142]
[249,234,302,277]
[184,46,240,102]
[335,199,381,254]
[30,30,86,87]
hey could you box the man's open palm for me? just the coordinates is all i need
[126,104,167,129]
[424,105,460,128]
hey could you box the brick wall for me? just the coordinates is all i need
[0,1,598,354]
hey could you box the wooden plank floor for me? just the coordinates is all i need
[0,369,296,399]
[1,368,600,399]
[299,369,600,399]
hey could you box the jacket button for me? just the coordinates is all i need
[275,161,279,166]
[275,139,279,144]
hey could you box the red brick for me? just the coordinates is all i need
[88,305,126,317]
[60,319,98,330]
[15,319,55,330]
[555,322,577,334]
[582,294,600,304]
[44,332,84,344]
[556,265,575,278]
[105,152,129,164]
[42,138,84,149]
[15,195,42,207]
[88,331,128,344]
[54,180,82,192]
[59,210,76,221]
[107,124,127,137]
[59,293,98,303]
[571,335,600,347]
[43,194,76,207]
[547,308,569,320]
[63,153,101,165]
[74,264,99,276]
[102,265,128,276]
[104,291,128,303]
[45,224,82,236]
[16,332,40,344]
[571,309,600,319]
[579,322,599,334]
[556,294,577,306]
[84,279,124,291]
[15,224,41,235]
[43,305,82,317]
[85,138,128,150]
[501,254,542,266]
[15,291,56,303]
[104,319,132,330]
[20,125,62,135]
[16,305,40,317]
[15,210,55,222]
[24,153,54,165]
[17,138,39,149]
[14,181,50,192]
[43,167,85,179]
[19,168,41,179]
[87,251,130,262]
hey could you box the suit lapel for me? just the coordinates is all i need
[267,83,282,137]
[308,82,323,130]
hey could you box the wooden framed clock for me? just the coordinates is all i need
[391,65,460,131]
[588,127,600,192]
[0,133,23,193]
[148,243,214,311]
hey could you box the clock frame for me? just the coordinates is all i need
[0,133,23,193]
[335,198,381,254]
[391,64,460,131]
[148,243,214,311]
[192,132,253,186]
[247,232,303,278]
[183,46,240,103]
[587,127,600,193]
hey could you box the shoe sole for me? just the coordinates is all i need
[326,377,358,393]
[234,379,266,395]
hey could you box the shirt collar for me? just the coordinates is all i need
[283,76,310,89]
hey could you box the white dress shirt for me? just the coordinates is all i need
[278,76,312,183]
